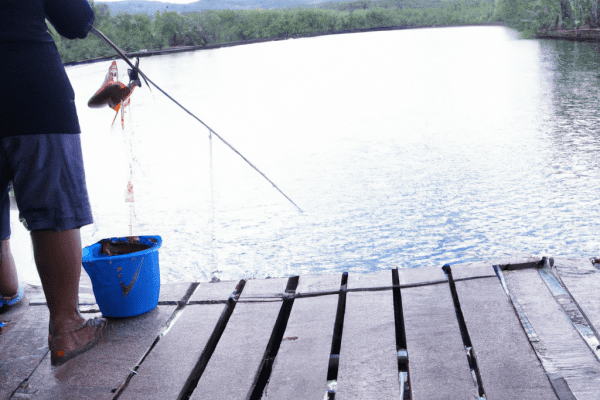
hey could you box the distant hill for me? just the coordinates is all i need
[95,0,346,14]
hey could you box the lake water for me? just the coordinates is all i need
[11,26,600,285]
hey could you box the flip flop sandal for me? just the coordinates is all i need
[50,317,107,366]
[0,286,24,308]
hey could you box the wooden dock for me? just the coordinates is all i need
[2,257,600,399]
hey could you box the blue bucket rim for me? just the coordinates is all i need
[82,235,162,262]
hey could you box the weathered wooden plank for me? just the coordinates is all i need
[22,305,176,399]
[30,278,189,309]
[265,295,338,399]
[239,277,288,299]
[296,273,342,296]
[537,261,600,364]
[119,304,226,399]
[399,268,478,400]
[190,301,282,400]
[0,298,49,400]
[188,280,242,303]
[455,277,558,399]
[336,270,399,400]
[336,291,399,400]
[505,268,600,398]
[158,282,194,303]
[347,269,391,290]
[554,258,600,336]
[451,261,497,280]
[120,280,240,399]
[496,257,542,269]
[398,265,446,286]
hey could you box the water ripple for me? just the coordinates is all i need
[13,26,600,285]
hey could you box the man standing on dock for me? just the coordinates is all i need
[0,0,106,365]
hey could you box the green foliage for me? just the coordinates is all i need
[52,0,500,63]
[495,0,600,31]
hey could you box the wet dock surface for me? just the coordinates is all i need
[2,257,600,399]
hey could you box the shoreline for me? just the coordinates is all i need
[64,24,600,67]
[65,22,506,67]
[534,28,600,42]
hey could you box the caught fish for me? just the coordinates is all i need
[88,59,142,127]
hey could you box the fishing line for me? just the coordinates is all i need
[208,130,217,271]
[89,26,303,213]
[124,119,137,236]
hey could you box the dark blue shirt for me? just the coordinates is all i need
[0,0,94,42]
[0,0,95,137]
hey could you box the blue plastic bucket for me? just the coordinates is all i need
[82,235,162,317]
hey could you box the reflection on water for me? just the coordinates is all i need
[10,26,600,285]
[535,39,600,261]
[543,40,600,158]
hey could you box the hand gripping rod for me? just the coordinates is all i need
[89,26,303,213]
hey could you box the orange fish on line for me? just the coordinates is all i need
[88,60,142,127]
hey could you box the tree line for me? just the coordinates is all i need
[495,0,600,34]
[50,0,497,63]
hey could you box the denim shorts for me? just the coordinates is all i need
[0,134,93,239]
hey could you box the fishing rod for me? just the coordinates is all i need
[89,25,304,214]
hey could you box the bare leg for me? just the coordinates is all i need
[0,239,19,298]
[31,229,105,365]
[31,229,84,333]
